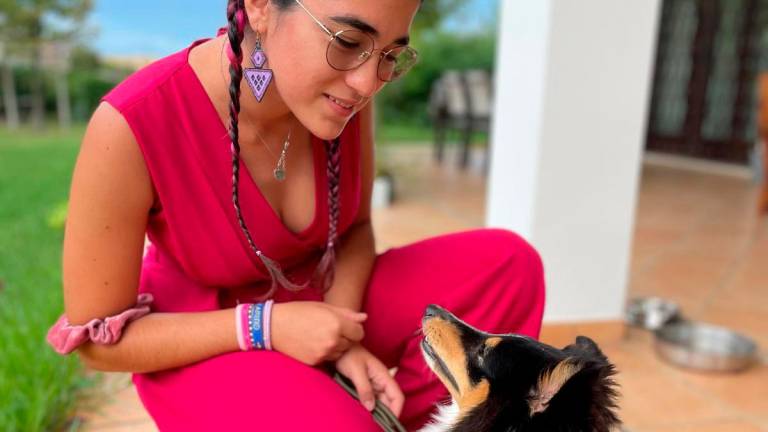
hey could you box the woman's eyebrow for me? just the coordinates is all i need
[329,15,411,45]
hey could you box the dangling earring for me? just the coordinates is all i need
[244,32,273,102]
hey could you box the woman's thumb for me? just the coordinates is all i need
[332,305,367,321]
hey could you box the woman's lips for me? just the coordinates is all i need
[324,94,355,116]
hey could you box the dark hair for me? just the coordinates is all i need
[225,0,339,297]
[271,0,296,9]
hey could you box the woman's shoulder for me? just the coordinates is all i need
[102,39,208,113]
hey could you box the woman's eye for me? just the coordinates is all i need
[336,38,360,49]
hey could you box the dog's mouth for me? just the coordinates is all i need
[421,336,461,393]
[420,337,438,361]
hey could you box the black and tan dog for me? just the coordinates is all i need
[418,304,620,432]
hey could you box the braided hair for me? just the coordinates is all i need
[225,0,340,300]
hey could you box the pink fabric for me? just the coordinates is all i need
[135,229,545,432]
[46,294,153,355]
[88,36,546,431]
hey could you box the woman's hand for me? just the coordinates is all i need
[270,301,367,366]
[334,343,405,418]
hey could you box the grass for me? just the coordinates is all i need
[375,121,489,146]
[0,124,97,431]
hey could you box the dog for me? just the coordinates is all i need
[418,304,620,432]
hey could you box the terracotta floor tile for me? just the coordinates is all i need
[84,420,158,432]
[616,368,730,429]
[716,254,768,313]
[639,419,768,432]
[77,373,156,431]
[628,251,734,313]
[675,363,768,421]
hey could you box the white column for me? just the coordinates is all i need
[486,0,661,322]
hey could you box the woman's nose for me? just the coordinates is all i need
[345,55,384,99]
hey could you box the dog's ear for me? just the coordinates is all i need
[563,336,608,361]
[527,358,582,416]
[562,337,622,430]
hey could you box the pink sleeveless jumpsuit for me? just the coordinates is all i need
[102,37,546,431]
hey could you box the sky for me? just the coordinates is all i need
[88,0,498,58]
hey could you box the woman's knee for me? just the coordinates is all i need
[470,229,544,271]
[478,228,546,302]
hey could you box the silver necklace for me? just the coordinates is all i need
[220,40,291,182]
[251,120,292,182]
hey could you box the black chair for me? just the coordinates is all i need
[429,69,493,169]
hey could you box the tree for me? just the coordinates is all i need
[0,0,93,129]
[413,0,467,34]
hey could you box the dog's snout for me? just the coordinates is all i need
[425,304,440,318]
[422,304,441,326]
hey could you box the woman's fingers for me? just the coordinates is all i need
[368,361,405,418]
[384,380,405,418]
[339,317,365,342]
[344,363,376,411]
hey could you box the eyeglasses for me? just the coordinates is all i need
[293,0,418,82]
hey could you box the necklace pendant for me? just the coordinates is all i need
[274,167,286,182]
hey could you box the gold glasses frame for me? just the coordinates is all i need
[293,0,419,82]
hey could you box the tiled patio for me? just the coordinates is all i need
[76,145,767,431]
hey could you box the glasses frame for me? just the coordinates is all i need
[293,0,418,82]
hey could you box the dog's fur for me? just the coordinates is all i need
[418,304,620,432]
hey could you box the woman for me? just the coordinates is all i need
[47,0,546,430]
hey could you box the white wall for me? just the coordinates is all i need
[486,0,661,322]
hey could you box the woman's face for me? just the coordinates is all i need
[251,0,420,140]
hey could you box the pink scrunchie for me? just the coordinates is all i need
[46,293,154,355]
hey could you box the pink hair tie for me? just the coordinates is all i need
[235,9,246,38]
[46,293,154,355]
[264,299,274,350]
[226,43,243,65]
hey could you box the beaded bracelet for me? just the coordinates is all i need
[235,303,251,351]
[249,303,264,349]
[235,300,274,351]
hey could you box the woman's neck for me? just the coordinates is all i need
[216,33,299,144]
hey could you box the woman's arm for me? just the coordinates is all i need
[322,103,377,312]
[63,102,240,372]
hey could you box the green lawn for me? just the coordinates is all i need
[375,122,488,146]
[0,124,96,431]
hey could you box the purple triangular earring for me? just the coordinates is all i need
[244,33,272,103]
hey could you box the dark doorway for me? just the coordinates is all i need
[646,0,768,164]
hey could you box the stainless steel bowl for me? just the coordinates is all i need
[626,297,681,330]
[654,321,758,372]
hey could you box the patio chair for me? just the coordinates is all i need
[428,69,493,169]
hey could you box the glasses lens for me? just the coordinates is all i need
[326,30,375,71]
[326,30,419,81]
[378,46,419,82]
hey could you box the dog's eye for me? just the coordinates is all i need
[477,344,490,361]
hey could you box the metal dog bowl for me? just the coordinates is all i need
[626,297,681,331]
[654,321,758,372]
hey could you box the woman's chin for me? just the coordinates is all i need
[309,118,352,142]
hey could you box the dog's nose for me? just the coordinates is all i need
[425,304,440,319]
